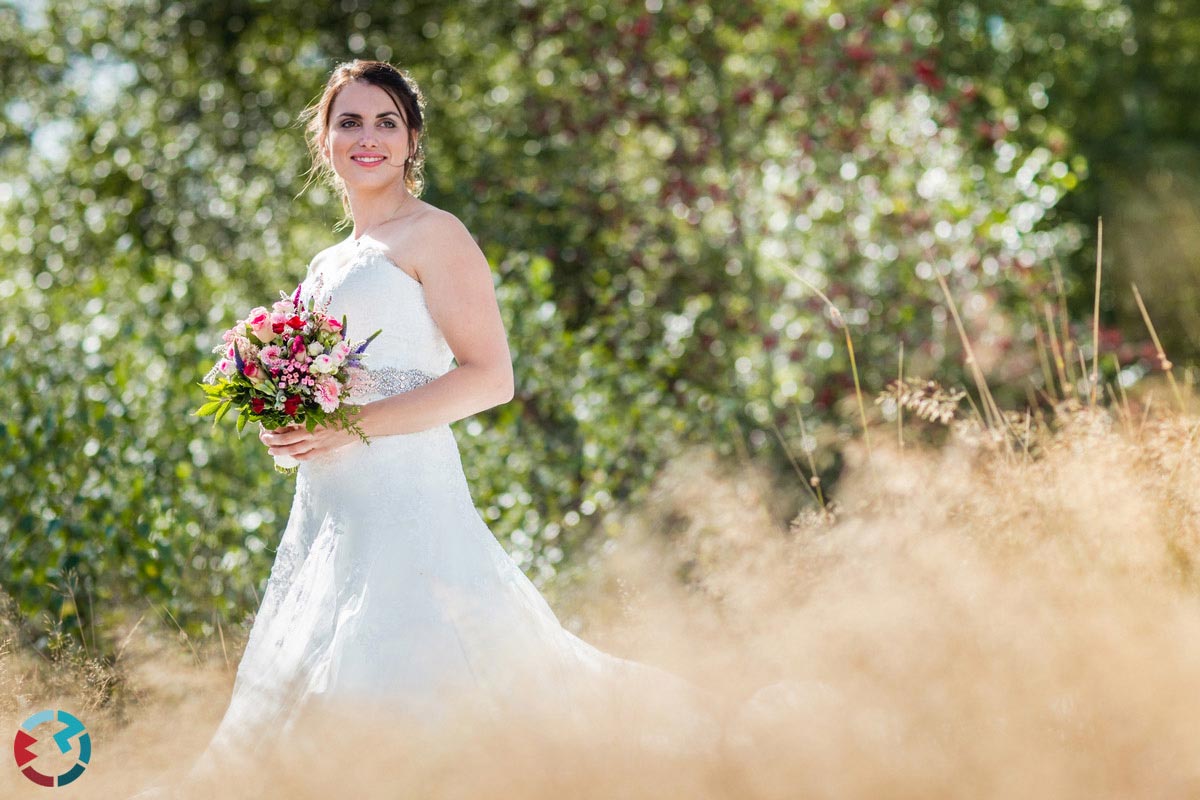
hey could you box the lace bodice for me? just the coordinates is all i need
[301,237,455,403]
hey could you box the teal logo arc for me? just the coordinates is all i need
[13,709,91,787]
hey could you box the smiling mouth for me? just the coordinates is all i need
[352,155,386,165]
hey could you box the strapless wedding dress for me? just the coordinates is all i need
[136,237,731,797]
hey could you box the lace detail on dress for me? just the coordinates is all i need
[350,244,423,288]
[358,366,437,399]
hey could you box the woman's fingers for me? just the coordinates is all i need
[269,440,314,459]
[264,425,302,441]
[263,429,308,457]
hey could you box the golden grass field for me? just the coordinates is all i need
[4,370,1200,798]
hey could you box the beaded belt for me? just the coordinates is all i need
[356,366,439,398]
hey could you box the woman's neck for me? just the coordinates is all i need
[346,187,416,239]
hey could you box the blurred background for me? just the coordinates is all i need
[1,0,1198,665]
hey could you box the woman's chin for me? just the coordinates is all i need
[337,166,399,184]
[342,177,401,194]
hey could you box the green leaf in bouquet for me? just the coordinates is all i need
[214,400,233,424]
[195,400,223,417]
[236,407,248,434]
[306,415,318,432]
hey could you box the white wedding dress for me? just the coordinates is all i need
[143,236,728,796]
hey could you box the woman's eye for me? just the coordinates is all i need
[339,120,394,128]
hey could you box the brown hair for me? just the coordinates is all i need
[299,59,427,220]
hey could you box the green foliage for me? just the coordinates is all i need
[1,0,1181,655]
[929,0,1200,356]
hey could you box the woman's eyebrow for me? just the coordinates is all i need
[336,111,400,119]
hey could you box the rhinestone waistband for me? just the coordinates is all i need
[354,366,439,399]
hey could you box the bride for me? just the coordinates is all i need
[135,60,735,798]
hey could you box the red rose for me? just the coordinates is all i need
[250,396,266,413]
[272,321,286,334]
[283,395,303,417]
[287,315,304,330]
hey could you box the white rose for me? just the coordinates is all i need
[307,342,324,356]
[309,353,336,374]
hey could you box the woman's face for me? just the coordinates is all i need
[322,80,414,191]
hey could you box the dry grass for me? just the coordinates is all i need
[559,394,1200,799]
[6,387,1200,798]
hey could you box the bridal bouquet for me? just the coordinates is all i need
[195,283,381,474]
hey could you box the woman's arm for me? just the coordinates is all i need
[358,211,514,435]
[262,211,514,460]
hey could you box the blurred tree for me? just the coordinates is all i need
[0,0,1134,654]
[931,0,1200,360]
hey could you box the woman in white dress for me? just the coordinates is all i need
[131,60,732,798]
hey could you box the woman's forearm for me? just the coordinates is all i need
[354,363,513,437]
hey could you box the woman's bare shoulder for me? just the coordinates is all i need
[375,204,480,279]
[409,205,478,251]
[397,201,464,236]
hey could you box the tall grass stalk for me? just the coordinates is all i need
[768,415,824,509]
[1132,282,1186,413]
[780,264,873,460]
[1090,217,1104,408]
[897,342,905,450]
[932,270,1009,440]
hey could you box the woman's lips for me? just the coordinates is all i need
[351,155,386,168]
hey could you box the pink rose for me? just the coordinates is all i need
[330,341,351,364]
[242,361,259,379]
[247,306,276,344]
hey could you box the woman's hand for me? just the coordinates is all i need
[259,421,358,462]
